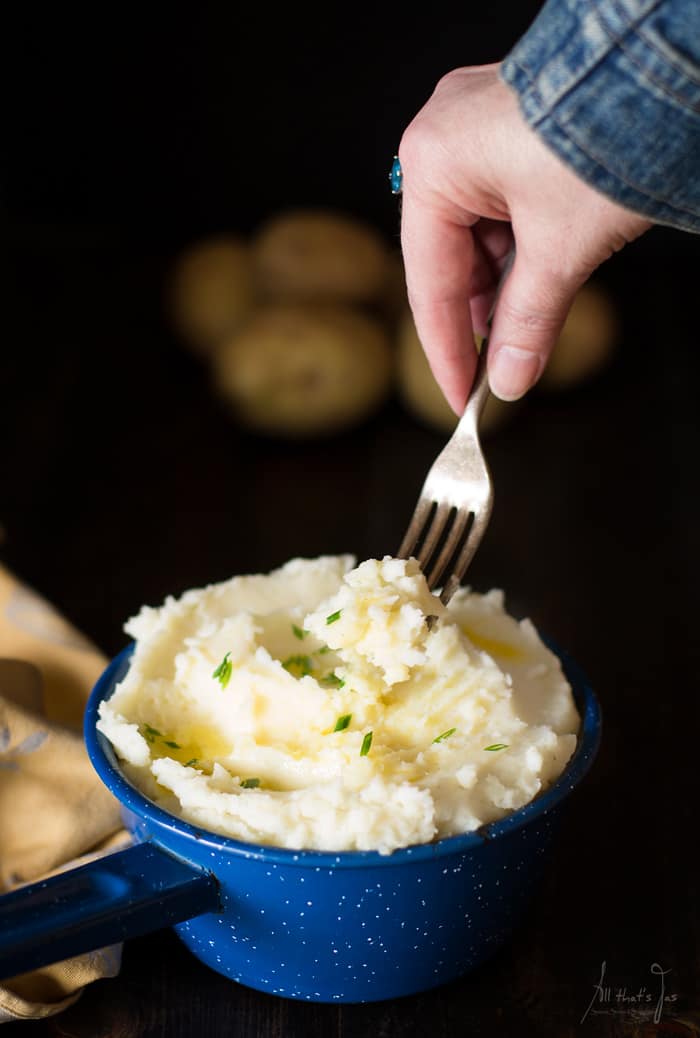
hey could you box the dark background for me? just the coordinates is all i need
[2,4,699,1036]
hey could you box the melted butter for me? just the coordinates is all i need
[461,628,524,662]
[142,722,231,768]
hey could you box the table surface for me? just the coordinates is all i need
[1,230,698,1037]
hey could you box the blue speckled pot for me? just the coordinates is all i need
[0,641,601,1003]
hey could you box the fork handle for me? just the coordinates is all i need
[459,249,514,433]
[461,334,491,428]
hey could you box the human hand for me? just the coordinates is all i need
[398,64,651,410]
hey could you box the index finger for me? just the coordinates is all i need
[400,193,477,415]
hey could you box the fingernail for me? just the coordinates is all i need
[490,347,543,401]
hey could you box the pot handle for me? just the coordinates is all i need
[0,840,220,981]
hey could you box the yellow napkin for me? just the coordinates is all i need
[0,563,127,1022]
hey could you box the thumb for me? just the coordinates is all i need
[487,251,583,401]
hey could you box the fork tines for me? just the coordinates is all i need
[398,494,490,605]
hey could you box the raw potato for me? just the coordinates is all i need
[541,281,618,390]
[252,210,390,304]
[397,310,514,436]
[169,236,255,352]
[212,303,393,437]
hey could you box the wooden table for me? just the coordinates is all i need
[1,231,698,1037]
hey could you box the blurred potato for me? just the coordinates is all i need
[380,249,408,329]
[397,310,514,436]
[212,303,393,437]
[541,281,618,390]
[252,210,390,304]
[169,236,255,352]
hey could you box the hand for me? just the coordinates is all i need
[398,64,651,410]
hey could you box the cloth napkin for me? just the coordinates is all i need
[0,563,127,1023]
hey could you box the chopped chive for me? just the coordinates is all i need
[317,646,331,655]
[282,654,314,678]
[184,758,199,768]
[240,777,261,789]
[212,652,233,689]
[144,724,162,737]
[326,610,342,625]
[333,713,352,732]
[292,624,309,640]
[164,740,181,749]
[433,727,456,744]
[484,743,509,752]
[360,731,373,757]
[320,672,345,689]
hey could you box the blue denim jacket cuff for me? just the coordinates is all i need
[501,0,700,233]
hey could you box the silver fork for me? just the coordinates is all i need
[397,333,493,606]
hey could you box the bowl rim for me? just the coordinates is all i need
[85,638,602,869]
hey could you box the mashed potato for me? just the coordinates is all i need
[97,556,580,855]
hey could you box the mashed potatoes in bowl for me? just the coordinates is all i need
[97,556,580,855]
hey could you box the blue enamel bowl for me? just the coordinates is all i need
[0,640,600,1003]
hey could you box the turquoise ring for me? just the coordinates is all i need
[389,155,403,195]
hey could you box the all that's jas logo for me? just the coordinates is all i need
[580,960,698,1032]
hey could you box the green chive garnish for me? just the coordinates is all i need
[360,731,373,756]
[184,758,199,768]
[144,724,162,737]
[317,646,331,655]
[320,672,345,689]
[292,624,309,640]
[282,654,314,678]
[333,714,352,732]
[164,740,181,749]
[484,743,509,752]
[240,778,261,789]
[212,652,233,688]
[326,610,342,625]
[433,727,456,744]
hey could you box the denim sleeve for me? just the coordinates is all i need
[500,0,700,233]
